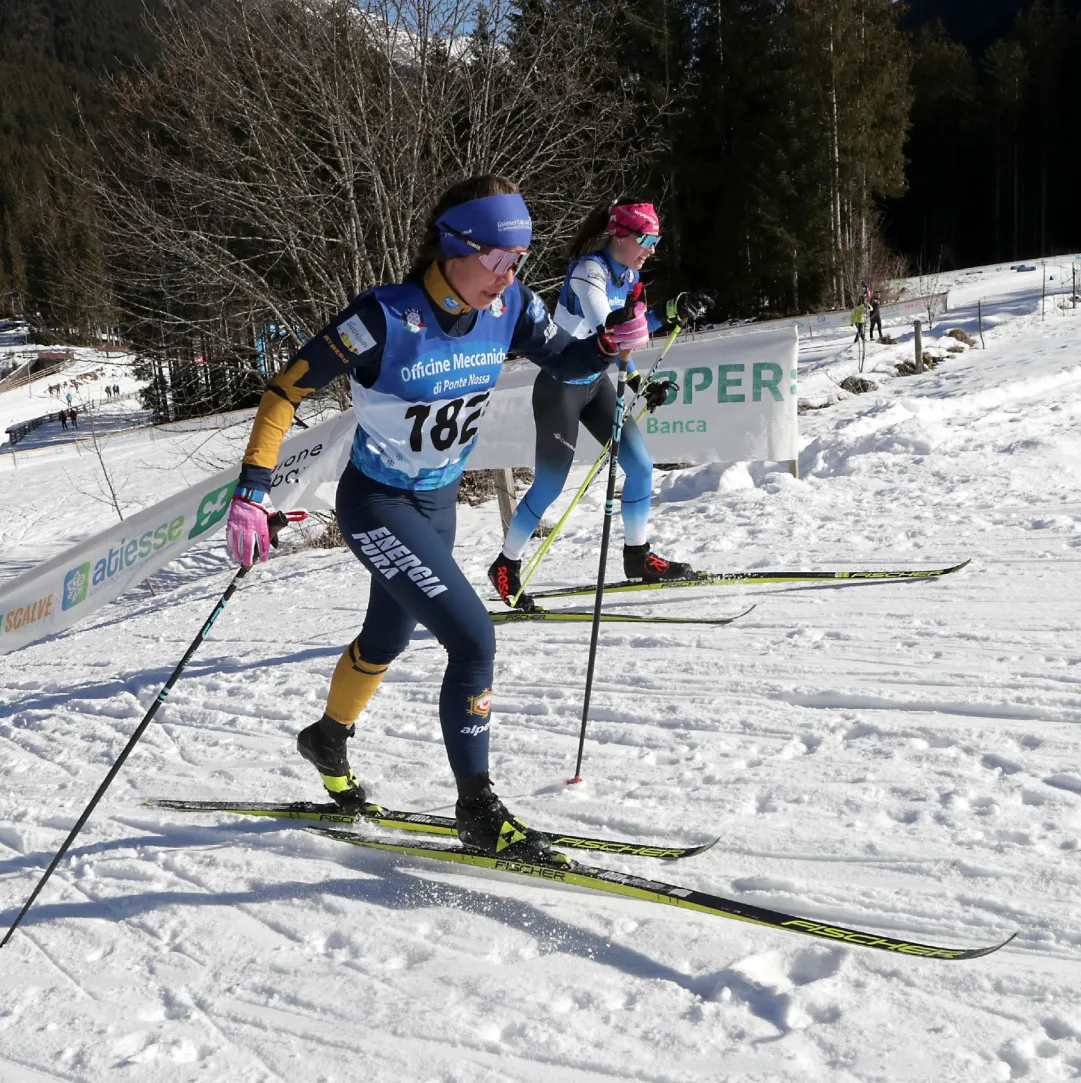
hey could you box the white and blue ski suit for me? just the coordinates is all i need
[500,247,664,561]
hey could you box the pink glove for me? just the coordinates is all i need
[602,282,649,353]
[226,492,273,566]
[605,302,649,352]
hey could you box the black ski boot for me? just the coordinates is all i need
[455,773,566,864]
[296,715,367,807]
[623,542,695,583]
[487,553,537,611]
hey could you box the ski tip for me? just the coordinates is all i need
[945,558,972,574]
[966,930,1017,958]
[678,835,722,859]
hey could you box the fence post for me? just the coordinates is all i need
[494,469,516,539]
[914,319,923,373]
[978,300,985,348]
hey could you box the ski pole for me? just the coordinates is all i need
[512,322,683,607]
[0,509,306,948]
[568,282,650,784]
[570,343,630,784]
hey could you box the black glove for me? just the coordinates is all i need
[627,371,677,412]
[642,378,676,412]
[665,289,717,325]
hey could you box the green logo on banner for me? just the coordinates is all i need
[188,482,237,540]
[63,562,91,610]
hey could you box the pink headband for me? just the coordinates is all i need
[608,203,660,236]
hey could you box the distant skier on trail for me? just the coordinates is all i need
[851,300,866,343]
[224,175,646,862]
[868,296,883,341]
[487,198,715,610]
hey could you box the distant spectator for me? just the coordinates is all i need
[113,383,119,396]
[868,297,883,341]
[59,409,68,431]
[851,302,866,343]
[65,392,73,406]
[105,385,112,399]
[69,405,78,429]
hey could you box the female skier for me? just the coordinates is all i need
[487,199,714,610]
[224,176,647,861]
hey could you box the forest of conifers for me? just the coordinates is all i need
[1,0,1080,400]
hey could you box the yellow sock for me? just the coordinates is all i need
[325,641,389,726]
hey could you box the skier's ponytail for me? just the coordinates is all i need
[567,195,654,261]
[409,175,521,280]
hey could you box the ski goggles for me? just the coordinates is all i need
[634,233,661,251]
[440,227,531,275]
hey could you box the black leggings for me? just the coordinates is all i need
[335,463,496,778]
[501,373,653,558]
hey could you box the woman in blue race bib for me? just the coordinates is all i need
[224,176,647,862]
[487,198,715,610]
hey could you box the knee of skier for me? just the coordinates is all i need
[443,609,496,667]
[354,637,408,667]
[522,463,566,517]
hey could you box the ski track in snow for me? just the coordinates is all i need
[3,264,1081,1080]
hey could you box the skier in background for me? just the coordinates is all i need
[868,296,883,341]
[487,198,714,610]
[224,175,647,861]
[851,300,866,343]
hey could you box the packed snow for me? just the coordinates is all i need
[2,261,1080,1082]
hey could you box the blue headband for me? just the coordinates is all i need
[437,193,532,258]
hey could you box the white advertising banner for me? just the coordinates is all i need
[0,412,354,656]
[0,324,798,654]
[470,325,799,468]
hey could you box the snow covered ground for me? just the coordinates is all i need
[2,262,1081,1082]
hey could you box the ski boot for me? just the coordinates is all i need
[296,715,367,807]
[487,553,537,611]
[455,773,567,865]
[623,542,695,583]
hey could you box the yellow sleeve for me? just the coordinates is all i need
[242,359,317,474]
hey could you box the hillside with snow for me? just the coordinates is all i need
[2,262,1081,1082]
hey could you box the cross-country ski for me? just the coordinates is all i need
[489,604,755,625]
[489,560,972,603]
[147,797,720,860]
[308,828,1014,962]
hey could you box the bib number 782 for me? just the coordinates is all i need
[405,392,491,453]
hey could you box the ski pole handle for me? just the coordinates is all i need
[269,508,308,548]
